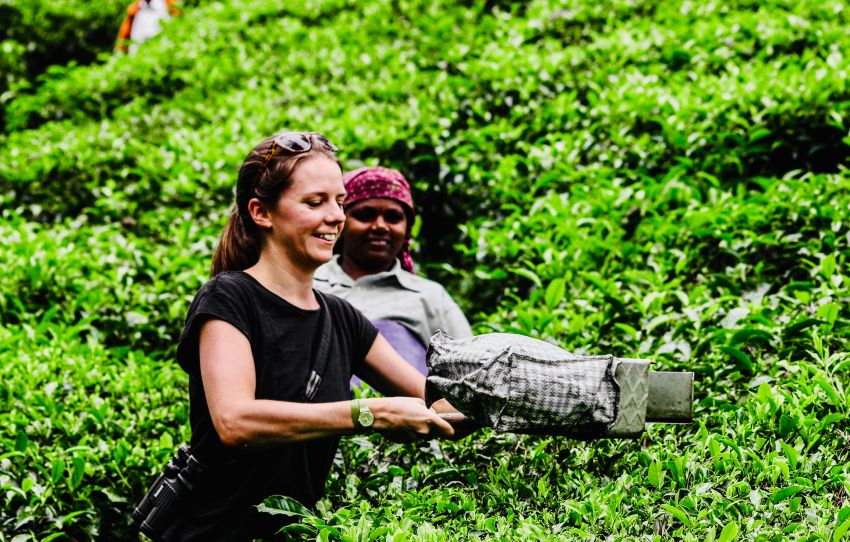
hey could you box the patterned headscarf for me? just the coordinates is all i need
[343,167,416,273]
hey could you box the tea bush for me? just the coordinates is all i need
[1,0,849,540]
[0,0,125,129]
[0,0,208,128]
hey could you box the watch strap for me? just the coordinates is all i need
[350,399,361,428]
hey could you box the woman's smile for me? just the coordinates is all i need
[365,237,389,247]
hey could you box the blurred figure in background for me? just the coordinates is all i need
[115,0,179,54]
[314,166,472,377]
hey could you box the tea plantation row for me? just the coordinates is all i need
[1,0,848,539]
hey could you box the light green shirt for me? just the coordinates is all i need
[313,256,472,346]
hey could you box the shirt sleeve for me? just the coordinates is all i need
[436,287,473,339]
[175,275,255,374]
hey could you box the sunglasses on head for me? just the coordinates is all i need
[261,132,338,168]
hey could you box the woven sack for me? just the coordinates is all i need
[425,331,620,437]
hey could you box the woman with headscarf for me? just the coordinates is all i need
[314,167,472,375]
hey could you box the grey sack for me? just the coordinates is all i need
[425,331,622,437]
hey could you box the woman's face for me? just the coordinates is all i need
[342,198,408,273]
[263,156,346,272]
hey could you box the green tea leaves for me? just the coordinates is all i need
[771,485,807,504]
[718,521,740,542]
[14,431,29,452]
[3,0,850,539]
[544,278,566,311]
[661,504,691,527]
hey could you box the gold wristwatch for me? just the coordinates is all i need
[351,399,374,430]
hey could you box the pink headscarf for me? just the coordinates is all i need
[343,167,416,273]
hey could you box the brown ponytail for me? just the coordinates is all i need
[210,133,340,277]
[210,205,261,276]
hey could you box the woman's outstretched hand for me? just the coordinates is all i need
[367,397,455,441]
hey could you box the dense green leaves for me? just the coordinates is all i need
[1,0,850,539]
[0,0,126,129]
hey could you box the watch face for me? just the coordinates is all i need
[358,409,374,427]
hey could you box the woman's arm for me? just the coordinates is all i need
[356,333,427,397]
[358,333,458,416]
[199,320,453,447]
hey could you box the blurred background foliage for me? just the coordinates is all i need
[1,0,849,540]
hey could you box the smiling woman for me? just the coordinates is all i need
[314,167,472,375]
[135,134,459,541]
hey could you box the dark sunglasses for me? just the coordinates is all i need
[261,132,338,167]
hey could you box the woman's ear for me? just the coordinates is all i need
[247,198,272,229]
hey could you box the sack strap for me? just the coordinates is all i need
[304,290,333,401]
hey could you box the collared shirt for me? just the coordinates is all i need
[314,256,472,347]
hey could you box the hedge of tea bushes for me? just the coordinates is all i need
[0,0,126,129]
[0,214,216,351]
[1,0,849,539]
[1,323,189,539]
[0,0,211,130]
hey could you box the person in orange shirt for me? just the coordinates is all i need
[115,0,180,53]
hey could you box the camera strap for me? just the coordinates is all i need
[303,290,332,401]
